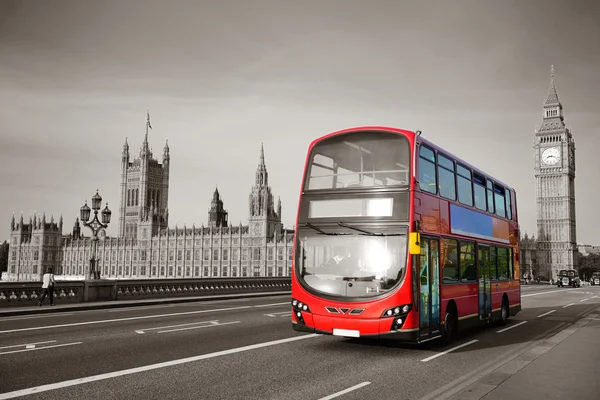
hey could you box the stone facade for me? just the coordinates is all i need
[6,123,294,282]
[533,66,578,281]
[7,214,63,281]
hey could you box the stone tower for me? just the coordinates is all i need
[248,143,282,238]
[118,111,170,239]
[208,187,228,228]
[533,66,577,281]
[8,212,63,281]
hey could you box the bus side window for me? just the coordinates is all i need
[418,145,437,194]
[506,188,512,220]
[486,180,495,214]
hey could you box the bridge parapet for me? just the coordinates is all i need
[0,277,291,308]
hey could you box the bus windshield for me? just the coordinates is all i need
[304,130,411,191]
[296,225,408,298]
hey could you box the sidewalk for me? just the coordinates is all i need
[0,290,291,317]
[451,306,600,400]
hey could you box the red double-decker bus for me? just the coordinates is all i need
[291,127,521,343]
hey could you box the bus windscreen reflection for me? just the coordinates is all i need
[298,233,407,298]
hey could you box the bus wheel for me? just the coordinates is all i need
[499,299,509,326]
[442,310,457,344]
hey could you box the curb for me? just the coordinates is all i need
[0,291,291,317]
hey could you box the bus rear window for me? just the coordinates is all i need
[304,130,411,190]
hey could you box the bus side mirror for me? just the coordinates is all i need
[409,232,421,255]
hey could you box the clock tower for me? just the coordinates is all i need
[533,65,577,281]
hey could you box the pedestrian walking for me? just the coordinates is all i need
[38,267,55,306]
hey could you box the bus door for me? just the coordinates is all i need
[418,237,441,337]
[478,245,492,321]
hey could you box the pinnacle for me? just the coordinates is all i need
[544,64,560,107]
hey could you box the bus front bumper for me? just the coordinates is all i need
[292,315,419,342]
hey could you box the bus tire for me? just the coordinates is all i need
[499,298,509,326]
[441,309,457,344]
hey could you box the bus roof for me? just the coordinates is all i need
[309,126,515,193]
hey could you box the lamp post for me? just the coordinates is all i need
[80,190,112,280]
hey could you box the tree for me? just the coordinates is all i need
[0,240,8,273]
[578,251,600,279]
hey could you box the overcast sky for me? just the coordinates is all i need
[0,0,598,245]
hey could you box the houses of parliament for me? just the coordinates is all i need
[6,123,294,281]
[4,67,583,283]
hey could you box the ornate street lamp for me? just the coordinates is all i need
[80,190,111,280]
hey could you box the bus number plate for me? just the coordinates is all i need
[333,329,360,338]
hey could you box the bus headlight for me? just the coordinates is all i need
[291,298,311,313]
[291,298,311,325]
[381,304,412,318]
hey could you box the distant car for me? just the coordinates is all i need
[591,272,600,286]
[557,269,580,288]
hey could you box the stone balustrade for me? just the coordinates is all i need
[0,277,291,308]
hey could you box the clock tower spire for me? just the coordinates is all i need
[533,65,577,282]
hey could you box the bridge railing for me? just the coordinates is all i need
[0,277,291,308]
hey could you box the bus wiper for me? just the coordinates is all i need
[337,222,382,236]
[337,222,404,236]
[304,222,346,236]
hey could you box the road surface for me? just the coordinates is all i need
[0,285,599,399]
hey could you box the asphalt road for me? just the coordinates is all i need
[0,285,599,400]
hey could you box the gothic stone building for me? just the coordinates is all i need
[7,214,63,282]
[7,132,294,281]
[533,66,578,281]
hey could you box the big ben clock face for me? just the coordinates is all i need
[541,147,560,166]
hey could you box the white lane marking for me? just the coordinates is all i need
[580,298,588,302]
[522,288,577,297]
[537,310,556,318]
[107,297,273,312]
[108,304,180,312]
[0,313,75,322]
[421,340,479,362]
[592,296,598,299]
[0,341,56,350]
[497,321,527,333]
[0,302,288,334]
[0,334,319,399]
[563,303,574,308]
[253,302,290,308]
[265,311,292,318]
[158,321,240,334]
[0,342,82,356]
[134,320,238,334]
[318,382,372,400]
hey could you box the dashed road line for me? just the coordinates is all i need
[537,310,556,318]
[318,382,372,400]
[421,340,479,362]
[562,303,574,308]
[497,321,527,333]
